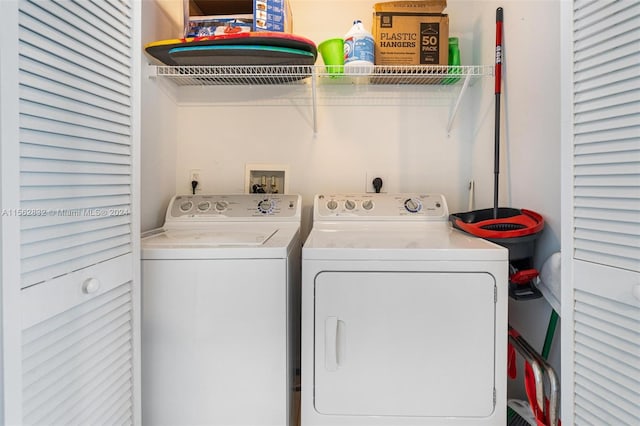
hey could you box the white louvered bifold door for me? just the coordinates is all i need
[19,0,133,288]
[16,0,139,424]
[567,0,640,424]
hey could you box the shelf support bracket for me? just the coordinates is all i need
[446,73,472,136]
[311,68,318,134]
[146,63,158,79]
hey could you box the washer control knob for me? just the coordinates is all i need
[215,201,228,212]
[179,201,193,212]
[345,200,356,210]
[258,199,274,214]
[362,200,374,210]
[197,201,211,212]
[404,198,422,213]
[327,200,338,210]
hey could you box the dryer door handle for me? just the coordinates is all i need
[325,316,339,371]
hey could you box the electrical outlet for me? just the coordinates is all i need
[245,164,289,194]
[190,169,202,191]
[365,172,387,193]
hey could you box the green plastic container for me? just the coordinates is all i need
[443,37,461,84]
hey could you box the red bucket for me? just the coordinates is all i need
[450,207,544,261]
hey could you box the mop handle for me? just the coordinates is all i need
[493,7,503,219]
[495,7,503,95]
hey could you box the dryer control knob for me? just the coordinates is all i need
[362,200,374,210]
[179,201,193,212]
[345,200,356,210]
[258,199,274,214]
[215,201,228,212]
[327,200,338,210]
[197,201,211,212]
[404,198,422,213]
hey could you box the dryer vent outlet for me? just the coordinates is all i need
[245,164,289,194]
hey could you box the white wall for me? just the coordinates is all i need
[166,0,561,249]
[140,0,182,231]
[172,0,502,236]
[141,0,562,402]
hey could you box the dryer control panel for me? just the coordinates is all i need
[166,194,301,222]
[314,193,449,221]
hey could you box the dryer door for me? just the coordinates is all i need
[314,271,496,417]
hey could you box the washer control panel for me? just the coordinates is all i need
[168,194,301,221]
[315,193,448,221]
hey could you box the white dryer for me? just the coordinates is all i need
[301,193,509,425]
[141,194,302,426]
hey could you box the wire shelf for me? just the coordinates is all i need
[154,65,312,85]
[150,64,494,133]
[153,64,494,86]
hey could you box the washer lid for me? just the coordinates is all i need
[141,222,300,260]
[142,228,277,247]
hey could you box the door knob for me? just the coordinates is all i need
[82,278,101,294]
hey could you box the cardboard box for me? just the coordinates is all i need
[186,15,253,37]
[372,1,449,66]
[253,0,292,33]
[184,0,292,35]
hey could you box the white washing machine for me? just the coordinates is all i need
[141,194,302,426]
[301,193,509,425]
